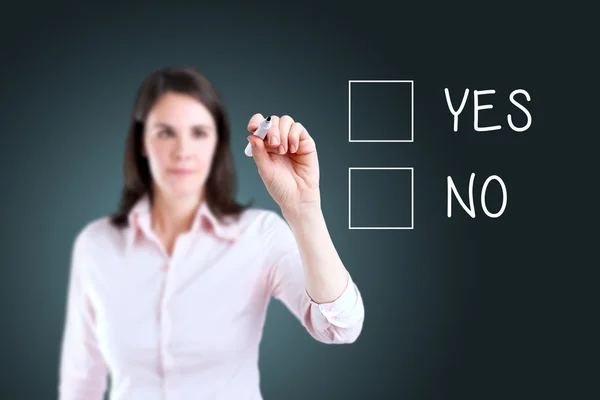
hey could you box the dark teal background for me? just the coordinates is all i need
[1,1,596,399]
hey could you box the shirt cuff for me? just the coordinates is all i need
[304,271,358,321]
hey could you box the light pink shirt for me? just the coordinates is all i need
[58,195,365,400]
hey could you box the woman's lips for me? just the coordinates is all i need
[169,169,196,176]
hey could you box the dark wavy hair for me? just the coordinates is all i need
[109,67,252,229]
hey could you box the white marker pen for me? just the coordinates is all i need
[245,116,272,157]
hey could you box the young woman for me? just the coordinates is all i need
[58,67,365,399]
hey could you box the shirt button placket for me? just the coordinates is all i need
[160,260,172,397]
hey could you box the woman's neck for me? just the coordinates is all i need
[150,191,203,237]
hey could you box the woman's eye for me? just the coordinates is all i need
[158,129,171,137]
[194,130,207,137]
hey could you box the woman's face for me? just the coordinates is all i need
[143,92,218,201]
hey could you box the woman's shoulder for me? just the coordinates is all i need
[71,208,289,246]
[71,216,121,251]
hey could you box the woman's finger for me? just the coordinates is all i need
[278,115,294,154]
[247,113,264,132]
[288,122,304,153]
[265,115,280,148]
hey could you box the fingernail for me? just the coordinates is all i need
[290,144,296,153]
[278,145,285,154]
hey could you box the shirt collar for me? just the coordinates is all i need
[125,194,243,252]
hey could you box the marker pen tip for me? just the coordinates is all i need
[266,116,271,121]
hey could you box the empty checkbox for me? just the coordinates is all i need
[349,80,413,142]
[349,167,413,229]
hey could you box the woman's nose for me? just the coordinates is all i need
[175,152,192,161]
[174,148,193,160]
[174,139,193,160]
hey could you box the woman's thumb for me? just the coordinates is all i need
[247,135,271,172]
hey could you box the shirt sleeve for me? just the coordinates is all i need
[263,212,365,344]
[58,230,108,399]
